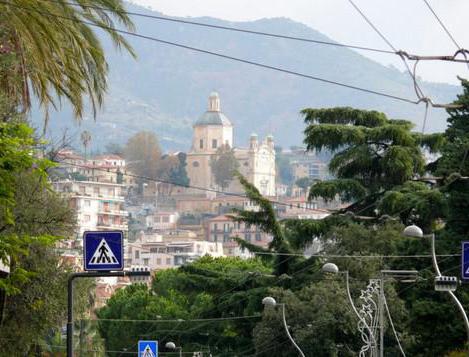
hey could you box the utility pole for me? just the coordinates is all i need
[378,278,384,357]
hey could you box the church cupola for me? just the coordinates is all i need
[208,91,220,112]
[250,133,258,150]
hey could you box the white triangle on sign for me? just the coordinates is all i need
[88,238,118,265]
[466,266,469,275]
[142,345,155,357]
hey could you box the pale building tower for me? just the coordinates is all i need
[187,92,233,189]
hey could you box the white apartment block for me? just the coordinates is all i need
[53,180,128,240]
[126,231,224,271]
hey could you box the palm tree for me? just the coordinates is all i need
[81,130,91,161]
[0,0,135,124]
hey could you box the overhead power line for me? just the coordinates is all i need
[2,1,420,105]
[53,160,329,213]
[40,0,393,54]
[346,0,427,101]
[4,1,463,108]
[38,0,469,65]
[422,0,469,70]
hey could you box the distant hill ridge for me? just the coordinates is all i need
[34,2,460,151]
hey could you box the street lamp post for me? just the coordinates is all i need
[403,224,469,345]
[322,263,378,357]
[262,297,306,357]
[165,341,182,357]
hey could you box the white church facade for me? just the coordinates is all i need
[186,92,276,196]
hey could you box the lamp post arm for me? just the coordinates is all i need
[430,234,442,276]
[280,304,305,357]
[429,234,469,344]
[448,291,469,343]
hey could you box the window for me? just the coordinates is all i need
[84,215,90,222]
[223,234,230,242]
[156,258,161,265]
[213,234,218,242]
[199,139,203,149]
[79,186,86,194]
[135,250,139,259]
[143,258,149,266]
[212,139,217,149]
[214,223,218,231]
[108,188,115,196]
[192,161,199,167]
[162,216,169,223]
[255,233,262,241]
[166,258,171,265]
[245,233,251,242]
[84,200,91,207]
[94,187,100,195]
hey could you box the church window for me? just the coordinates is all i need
[212,139,217,149]
[199,139,203,149]
[243,162,249,167]
[192,161,199,167]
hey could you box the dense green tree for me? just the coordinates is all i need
[275,146,294,185]
[301,107,444,216]
[0,0,134,120]
[98,256,270,355]
[104,142,125,156]
[210,144,239,191]
[124,131,162,180]
[295,176,314,195]
[169,152,190,187]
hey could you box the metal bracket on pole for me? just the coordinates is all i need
[67,270,151,357]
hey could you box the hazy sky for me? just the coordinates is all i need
[130,0,469,85]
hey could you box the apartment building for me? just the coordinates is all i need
[53,180,128,241]
[126,231,224,271]
[205,214,272,256]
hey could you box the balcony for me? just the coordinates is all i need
[96,222,128,230]
[98,208,128,216]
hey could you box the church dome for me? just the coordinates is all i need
[195,92,232,126]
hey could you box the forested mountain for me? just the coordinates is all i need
[33,2,460,151]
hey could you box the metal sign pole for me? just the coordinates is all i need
[67,270,150,357]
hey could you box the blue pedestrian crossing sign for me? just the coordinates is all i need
[83,231,124,271]
[462,241,469,280]
[138,340,158,357]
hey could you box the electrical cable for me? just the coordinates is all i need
[422,0,462,50]
[30,0,469,66]
[39,0,395,55]
[1,0,421,105]
[382,290,406,356]
[346,0,426,101]
[88,314,261,323]
[422,0,469,71]
[52,159,331,213]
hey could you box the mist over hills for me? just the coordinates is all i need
[32,2,461,152]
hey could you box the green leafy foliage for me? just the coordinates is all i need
[210,144,240,191]
[0,0,135,119]
[98,256,270,355]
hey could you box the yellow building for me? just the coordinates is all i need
[186,92,276,196]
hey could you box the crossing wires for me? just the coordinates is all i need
[1,0,464,109]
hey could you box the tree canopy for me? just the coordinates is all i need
[210,144,239,191]
[0,0,135,120]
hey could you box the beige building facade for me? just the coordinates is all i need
[187,92,276,196]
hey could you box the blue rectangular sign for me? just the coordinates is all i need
[83,231,124,271]
[138,340,158,357]
[462,241,469,280]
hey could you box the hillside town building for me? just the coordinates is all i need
[53,180,128,241]
[186,92,276,196]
